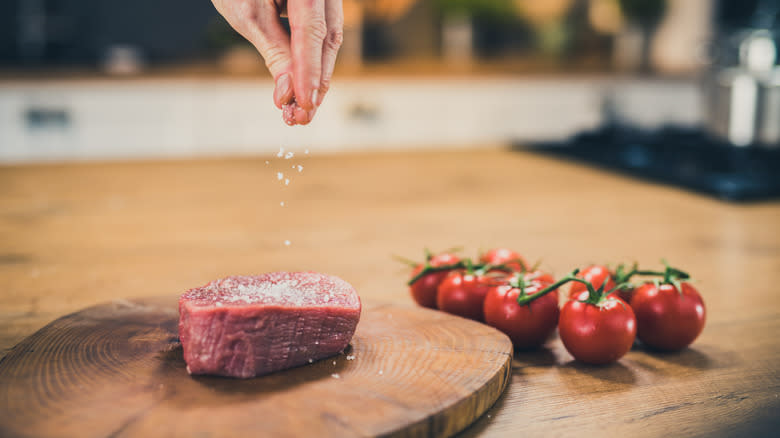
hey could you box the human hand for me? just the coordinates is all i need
[211,0,343,125]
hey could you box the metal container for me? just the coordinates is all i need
[704,30,780,148]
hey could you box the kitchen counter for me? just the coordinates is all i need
[1,147,778,436]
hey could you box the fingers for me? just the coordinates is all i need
[282,100,316,126]
[288,0,327,111]
[318,0,343,106]
[211,0,295,108]
[250,3,297,108]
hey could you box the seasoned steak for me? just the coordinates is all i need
[178,272,361,378]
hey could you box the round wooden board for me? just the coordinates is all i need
[0,297,512,438]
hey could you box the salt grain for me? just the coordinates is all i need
[280,201,285,207]
[284,152,294,159]
[284,178,290,185]
[277,172,283,180]
[284,240,291,246]
[305,149,309,154]
[296,165,303,172]
[308,358,314,363]
[346,355,355,361]
[277,147,285,157]
[265,160,270,165]
[333,361,337,365]
[331,373,340,379]
[378,370,383,375]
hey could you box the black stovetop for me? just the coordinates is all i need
[520,124,780,202]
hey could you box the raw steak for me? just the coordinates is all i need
[178,272,361,378]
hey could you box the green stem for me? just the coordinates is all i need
[516,269,580,306]
[407,262,465,286]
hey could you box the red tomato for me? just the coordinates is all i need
[568,265,616,299]
[479,248,527,272]
[437,271,492,321]
[609,285,635,305]
[630,282,706,351]
[559,291,636,365]
[483,273,560,349]
[409,253,460,309]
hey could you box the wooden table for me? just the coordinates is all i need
[1,147,778,436]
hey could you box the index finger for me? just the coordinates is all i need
[288,0,327,111]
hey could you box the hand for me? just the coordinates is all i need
[211,0,344,125]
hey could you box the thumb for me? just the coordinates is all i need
[212,0,294,108]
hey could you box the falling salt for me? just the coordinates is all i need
[280,201,285,207]
[277,172,283,180]
[308,358,314,364]
[378,370,383,375]
[346,355,355,361]
[331,373,340,379]
[296,165,303,172]
[284,240,291,246]
[265,160,270,165]
[284,178,290,185]
[284,151,294,159]
[277,147,285,157]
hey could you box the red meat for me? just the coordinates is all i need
[178,272,361,378]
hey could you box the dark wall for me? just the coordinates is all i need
[0,0,222,67]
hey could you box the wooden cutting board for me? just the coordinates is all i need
[0,297,512,438]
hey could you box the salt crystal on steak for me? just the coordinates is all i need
[178,272,361,378]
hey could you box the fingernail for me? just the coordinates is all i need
[274,73,292,108]
[311,89,319,108]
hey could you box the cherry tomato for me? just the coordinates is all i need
[409,253,460,309]
[559,291,636,364]
[609,285,635,306]
[630,282,706,351]
[437,270,492,321]
[568,265,616,299]
[483,272,559,349]
[479,248,527,272]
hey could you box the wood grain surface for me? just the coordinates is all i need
[1,147,779,437]
[0,298,512,438]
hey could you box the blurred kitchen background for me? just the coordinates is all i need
[0,0,778,199]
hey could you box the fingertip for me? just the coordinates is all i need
[293,105,316,125]
[282,102,297,126]
[273,73,293,109]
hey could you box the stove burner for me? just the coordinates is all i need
[520,125,780,202]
